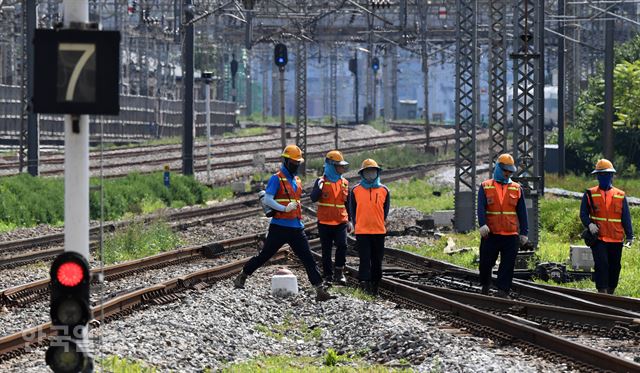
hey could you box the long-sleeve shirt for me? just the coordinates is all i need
[580,192,633,239]
[348,184,390,228]
[477,184,529,236]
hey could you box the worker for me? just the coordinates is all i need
[477,153,528,298]
[233,145,333,301]
[348,159,390,296]
[310,150,352,285]
[580,159,634,295]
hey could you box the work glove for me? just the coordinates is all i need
[588,223,599,235]
[284,202,299,212]
[479,224,490,238]
[624,238,634,248]
[347,221,354,233]
[519,235,529,246]
[317,178,324,190]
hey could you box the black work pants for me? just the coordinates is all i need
[479,234,518,292]
[318,223,348,277]
[356,234,385,282]
[590,240,623,291]
[243,224,323,286]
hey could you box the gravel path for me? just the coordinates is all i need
[0,264,571,372]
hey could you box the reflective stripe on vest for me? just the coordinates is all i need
[273,170,302,220]
[482,179,521,235]
[588,186,625,243]
[317,177,348,225]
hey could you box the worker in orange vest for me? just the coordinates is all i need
[477,154,528,298]
[234,145,334,301]
[348,159,390,295]
[580,159,634,295]
[310,150,352,285]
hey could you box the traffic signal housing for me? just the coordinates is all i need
[46,252,92,373]
[371,57,380,73]
[274,43,288,68]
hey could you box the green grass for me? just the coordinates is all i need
[388,178,454,215]
[221,355,415,372]
[102,221,183,264]
[99,355,158,373]
[223,126,268,138]
[0,173,231,230]
[306,145,435,174]
[546,173,640,197]
[331,286,375,301]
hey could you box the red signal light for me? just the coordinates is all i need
[56,262,85,287]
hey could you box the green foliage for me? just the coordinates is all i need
[331,286,374,301]
[323,349,339,366]
[568,35,640,176]
[102,221,183,264]
[0,174,65,227]
[254,314,323,343]
[221,355,415,372]
[99,355,157,373]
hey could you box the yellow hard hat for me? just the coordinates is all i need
[592,159,616,174]
[497,153,516,172]
[281,145,304,163]
[326,150,349,166]
[358,158,381,173]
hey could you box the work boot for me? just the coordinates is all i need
[233,272,248,289]
[494,289,510,299]
[359,281,371,294]
[315,284,335,302]
[333,267,347,286]
[597,288,608,294]
[607,288,616,295]
[480,284,490,295]
[370,281,380,296]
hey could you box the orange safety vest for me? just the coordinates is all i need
[317,177,349,225]
[588,186,625,243]
[273,170,302,220]
[482,179,521,236]
[352,184,388,235]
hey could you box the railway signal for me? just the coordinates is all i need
[46,252,92,373]
[371,57,380,73]
[274,43,288,68]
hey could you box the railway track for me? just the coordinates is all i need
[326,247,640,372]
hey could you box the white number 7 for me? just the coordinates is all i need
[59,43,95,101]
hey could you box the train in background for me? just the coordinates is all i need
[505,85,558,130]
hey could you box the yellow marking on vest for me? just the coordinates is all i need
[613,195,625,199]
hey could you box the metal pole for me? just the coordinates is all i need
[558,0,565,176]
[354,51,359,124]
[279,67,286,147]
[182,0,194,175]
[603,17,614,160]
[205,80,211,183]
[26,0,39,176]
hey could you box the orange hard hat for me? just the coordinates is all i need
[358,158,381,173]
[497,153,516,172]
[281,145,304,162]
[325,150,349,166]
[592,159,616,174]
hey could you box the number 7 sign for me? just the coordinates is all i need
[33,29,120,115]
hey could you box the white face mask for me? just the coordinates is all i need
[362,169,378,182]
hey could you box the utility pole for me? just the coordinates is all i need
[603,17,614,160]
[182,0,194,175]
[203,72,212,183]
[557,0,565,175]
[26,0,38,176]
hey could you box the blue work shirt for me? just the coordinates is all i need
[265,166,304,229]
